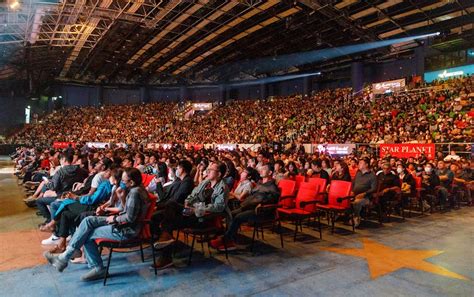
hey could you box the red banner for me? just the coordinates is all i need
[379,143,435,159]
[52,142,76,149]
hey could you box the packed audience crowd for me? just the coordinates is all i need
[8,76,473,145]
[11,142,473,281]
[6,75,473,283]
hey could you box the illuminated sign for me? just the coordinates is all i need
[437,70,464,79]
[216,144,236,151]
[372,79,405,94]
[315,144,355,155]
[424,64,474,83]
[86,142,109,149]
[192,103,213,111]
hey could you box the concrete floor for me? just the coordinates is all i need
[0,156,473,297]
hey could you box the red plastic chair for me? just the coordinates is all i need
[96,192,157,285]
[316,180,353,233]
[278,179,296,208]
[307,177,327,196]
[294,175,306,190]
[278,183,323,240]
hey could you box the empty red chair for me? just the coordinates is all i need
[96,192,157,285]
[278,182,323,240]
[294,175,306,190]
[307,177,327,195]
[316,180,353,233]
[278,179,296,208]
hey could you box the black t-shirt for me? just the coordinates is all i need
[377,172,401,192]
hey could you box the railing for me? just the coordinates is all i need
[3,142,472,159]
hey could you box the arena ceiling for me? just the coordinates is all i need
[0,0,473,87]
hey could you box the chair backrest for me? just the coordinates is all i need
[307,177,327,193]
[141,174,155,187]
[327,180,352,208]
[278,179,296,197]
[413,176,422,189]
[278,179,297,208]
[140,192,157,239]
[295,186,320,213]
[294,175,306,190]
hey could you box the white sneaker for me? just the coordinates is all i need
[42,234,60,245]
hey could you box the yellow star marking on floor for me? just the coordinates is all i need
[322,238,468,280]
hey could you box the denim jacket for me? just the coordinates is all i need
[185,179,229,213]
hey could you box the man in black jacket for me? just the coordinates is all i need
[310,159,330,184]
[210,163,280,251]
[149,160,200,270]
[36,153,87,224]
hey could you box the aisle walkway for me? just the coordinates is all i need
[0,157,473,297]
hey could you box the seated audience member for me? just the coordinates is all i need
[71,158,100,196]
[310,160,330,184]
[331,160,351,182]
[397,163,416,207]
[273,160,286,184]
[348,158,358,179]
[222,158,239,190]
[87,158,113,195]
[436,160,454,208]
[351,158,377,227]
[229,167,257,202]
[321,159,332,175]
[151,162,229,269]
[44,168,150,281]
[452,161,473,205]
[375,162,401,215]
[40,167,118,253]
[284,161,299,180]
[421,163,440,211]
[36,153,88,224]
[154,160,193,205]
[444,151,461,162]
[210,163,280,251]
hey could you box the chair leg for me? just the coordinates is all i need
[317,213,322,239]
[187,235,196,266]
[377,204,383,226]
[331,212,335,234]
[278,219,284,248]
[250,223,257,253]
[222,236,229,260]
[151,239,157,275]
[139,243,145,263]
[200,235,204,253]
[103,247,113,286]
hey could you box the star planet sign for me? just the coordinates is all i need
[322,238,468,280]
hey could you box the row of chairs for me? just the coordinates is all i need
[95,173,463,285]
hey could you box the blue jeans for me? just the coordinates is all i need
[50,200,63,220]
[67,216,129,269]
[36,196,57,222]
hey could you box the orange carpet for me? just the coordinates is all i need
[0,229,50,272]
